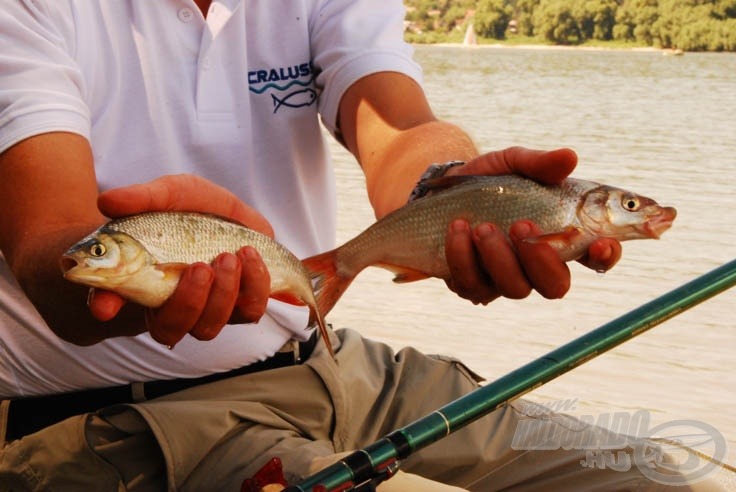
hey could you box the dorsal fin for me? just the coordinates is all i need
[418,175,480,195]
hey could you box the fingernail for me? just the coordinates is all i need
[239,246,260,261]
[600,243,613,261]
[511,221,532,240]
[218,253,238,270]
[191,264,213,285]
[246,247,260,260]
[592,244,613,272]
[475,223,496,238]
[450,220,469,234]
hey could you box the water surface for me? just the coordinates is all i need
[327,46,736,465]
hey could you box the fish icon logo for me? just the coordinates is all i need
[271,88,317,114]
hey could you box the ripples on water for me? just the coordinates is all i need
[326,46,735,464]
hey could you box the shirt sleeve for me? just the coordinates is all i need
[0,0,90,154]
[309,0,423,135]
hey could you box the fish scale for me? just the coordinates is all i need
[105,213,297,270]
[62,212,335,358]
[303,174,676,318]
[334,176,595,278]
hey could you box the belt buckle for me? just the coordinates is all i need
[277,339,300,363]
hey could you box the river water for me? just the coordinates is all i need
[325,45,736,466]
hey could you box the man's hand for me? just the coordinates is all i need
[443,147,622,305]
[89,174,274,347]
[337,72,619,307]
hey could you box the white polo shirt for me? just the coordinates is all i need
[0,0,422,397]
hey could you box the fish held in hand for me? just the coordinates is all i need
[61,212,333,357]
[303,175,677,316]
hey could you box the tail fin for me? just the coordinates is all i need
[307,302,335,361]
[272,281,338,361]
[302,250,355,318]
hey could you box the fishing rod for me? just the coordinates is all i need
[285,258,736,492]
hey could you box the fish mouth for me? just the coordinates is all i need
[644,206,677,239]
[59,257,110,286]
[60,256,79,276]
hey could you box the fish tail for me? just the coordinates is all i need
[308,305,336,361]
[271,288,337,360]
[271,94,283,113]
[302,250,354,319]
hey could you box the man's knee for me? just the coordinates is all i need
[0,414,126,491]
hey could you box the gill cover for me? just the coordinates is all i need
[61,231,152,287]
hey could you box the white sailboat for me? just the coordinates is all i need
[463,23,478,47]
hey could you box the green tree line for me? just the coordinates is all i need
[405,0,736,51]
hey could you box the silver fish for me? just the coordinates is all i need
[61,212,333,357]
[303,175,677,316]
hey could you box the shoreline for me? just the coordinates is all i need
[423,42,676,54]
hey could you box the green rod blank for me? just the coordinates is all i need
[289,258,736,491]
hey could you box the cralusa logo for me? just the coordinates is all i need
[248,62,317,114]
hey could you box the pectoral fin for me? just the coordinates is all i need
[117,262,188,308]
[523,227,590,261]
[524,226,583,245]
[155,262,189,280]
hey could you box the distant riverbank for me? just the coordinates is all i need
[425,41,687,55]
[406,32,684,53]
[404,1,736,52]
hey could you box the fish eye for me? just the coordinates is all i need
[89,242,107,257]
[622,195,640,212]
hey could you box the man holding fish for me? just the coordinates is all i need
[0,1,699,491]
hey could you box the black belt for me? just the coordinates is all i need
[4,333,317,441]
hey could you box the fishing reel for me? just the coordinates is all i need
[242,455,401,492]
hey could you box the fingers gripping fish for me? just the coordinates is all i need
[61,212,335,359]
[302,175,677,317]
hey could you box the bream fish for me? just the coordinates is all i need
[61,211,333,357]
[303,175,677,316]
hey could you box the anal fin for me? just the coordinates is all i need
[376,263,432,284]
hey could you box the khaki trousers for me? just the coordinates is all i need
[0,329,729,491]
